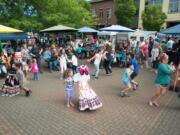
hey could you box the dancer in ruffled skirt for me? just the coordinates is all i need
[75,65,102,111]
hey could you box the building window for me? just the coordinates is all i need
[145,0,163,5]
[91,9,96,17]
[168,0,180,13]
[99,9,103,19]
[106,8,112,19]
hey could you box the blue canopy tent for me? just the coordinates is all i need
[0,33,27,40]
[161,24,180,35]
[100,25,134,32]
[78,27,99,33]
[78,27,99,39]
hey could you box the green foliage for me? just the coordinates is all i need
[115,0,136,27]
[0,0,95,32]
[142,5,167,31]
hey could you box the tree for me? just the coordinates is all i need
[115,0,136,27]
[0,0,95,31]
[142,5,167,31]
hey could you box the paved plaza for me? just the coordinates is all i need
[0,62,179,135]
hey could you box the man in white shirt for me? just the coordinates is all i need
[167,38,174,50]
[71,53,78,74]
[130,38,137,52]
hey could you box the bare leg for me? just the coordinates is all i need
[149,85,161,106]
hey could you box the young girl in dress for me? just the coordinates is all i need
[58,49,67,80]
[120,63,134,97]
[22,57,29,79]
[75,65,102,111]
[31,59,39,81]
[1,70,20,97]
[63,69,74,108]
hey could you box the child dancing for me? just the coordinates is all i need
[63,69,75,108]
[75,65,102,111]
[1,73,20,97]
[15,63,32,97]
[120,63,134,97]
[1,64,20,97]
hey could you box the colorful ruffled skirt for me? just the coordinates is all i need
[1,85,20,97]
[78,88,102,111]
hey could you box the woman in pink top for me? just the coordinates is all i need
[140,41,149,68]
[31,59,39,80]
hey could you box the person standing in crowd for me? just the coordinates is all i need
[149,53,175,107]
[76,45,82,59]
[15,48,23,63]
[31,59,39,81]
[151,43,160,74]
[49,49,58,73]
[58,49,67,80]
[22,57,29,79]
[15,63,32,97]
[167,37,174,51]
[88,49,102,79]
[103,45,113,75]
[148,37,154,57]
[30,44,43,73]
[130,38,137,53]
[63,69,74,108]
[139,40,149,69]
[21,43,31,65]
[71,52,78,75]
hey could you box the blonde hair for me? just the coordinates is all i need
[63,69,72,79]
[58,49,65,57]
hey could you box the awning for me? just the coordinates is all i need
[98,31,117,36]
[0,33,27,40]
[78,27,99,33]
[0,24,23,33]
[100,25,134,32]
[41,24,77,32]
[161,24,180,35]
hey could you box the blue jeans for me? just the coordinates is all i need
[72,65,78,75]
[94,63,100,77]
[33,72,39,80]
[49,60,58,71]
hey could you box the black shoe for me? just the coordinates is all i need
[25,91,29,97]
[26,90,32,97]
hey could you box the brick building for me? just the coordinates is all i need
[90,0,180,30]
[90,0,139,29]
[90,0,117,28]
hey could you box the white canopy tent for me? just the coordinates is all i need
[98,31,117,36]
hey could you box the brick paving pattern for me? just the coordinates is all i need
[0,64,179,135]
